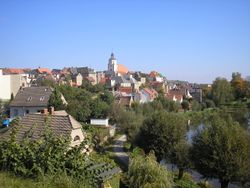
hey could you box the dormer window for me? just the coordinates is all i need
[27,96,32,101]
[40,96,45,101]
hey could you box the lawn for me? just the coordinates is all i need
[0,172,89,188]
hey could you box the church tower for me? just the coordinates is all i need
[108,52,118,73]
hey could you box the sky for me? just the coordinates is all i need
[0,0,249,83]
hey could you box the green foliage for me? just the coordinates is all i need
[136,111,187,161]
[191,114,250,188]
[0,124,119,187]
[40,78,56,87]
[127,152,173,188]
[191,100,202,111]
[135,111,191,180]
[48,87,66,110]
[211,77,234,106]
[181,100,189,111]
[115,109,144,144]
[57,85,114,122]
[231,72,248,100]
[0,171,90,188]
[204,99,215,108]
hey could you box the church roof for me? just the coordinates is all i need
[117,64,128,75]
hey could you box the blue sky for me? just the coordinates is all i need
[0,0,249,83]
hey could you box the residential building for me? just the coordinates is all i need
[0,69,30,100]
[165,89,183,103]
[1,109,87,148]
[9,86,53,118]
[72,73,83,86]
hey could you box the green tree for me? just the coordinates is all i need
[48,88,66,110]
[191,114,250,188]
[127,152,173,188]
[231,72,246,99]
[191,100,202,111]
[136,111,189,179]
[181,100,189,112]
[211,77,233,105]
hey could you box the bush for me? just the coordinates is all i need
[127,152,173,188]
[0,125,118,187]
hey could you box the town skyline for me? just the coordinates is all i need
[1,0,250,84]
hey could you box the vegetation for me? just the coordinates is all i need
[0,171,90,188]
[56,84,114,122]
[135,111,190,179]
[0,123,119,188]
[211,77,233,106]
[48,87,66,110]
[191,114,250,188]
[127,152,173,188]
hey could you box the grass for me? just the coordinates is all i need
[0,171,91,188]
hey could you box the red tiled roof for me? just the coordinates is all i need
[118,87,132,94]
[117,64,129,75]
[143,88,158,99]
[149,71,159,78]
[37,68,51,74]
[150,81,164,87]
[165,90,183,102]
[3,68,25,74]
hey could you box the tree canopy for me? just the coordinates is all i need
[211,77,233,105]
[191,114,250,188]
[127,152,173,188]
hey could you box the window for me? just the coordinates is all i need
[27,96,32,101]
[73,135,80,141]
[26,110,29,114]
[40,96,45,101]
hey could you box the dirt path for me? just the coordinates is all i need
[111,135,129,171]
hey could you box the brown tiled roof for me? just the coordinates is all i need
[0,111,82,142]
[10,87,52,107]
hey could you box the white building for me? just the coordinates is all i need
[0,69,29,100]
[108,53,118,73]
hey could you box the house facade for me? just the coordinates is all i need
[0,69,30,100]
[9,86,53,118]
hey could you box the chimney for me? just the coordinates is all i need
[49,106,54,115]
[41,108,48,114]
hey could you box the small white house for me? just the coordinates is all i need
[90,118,109,127]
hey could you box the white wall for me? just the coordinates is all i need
[70,129,85,147]
[0,70,30,100]
[10,106,47,118]
[0,73,11,100]
[90,119,109,127]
